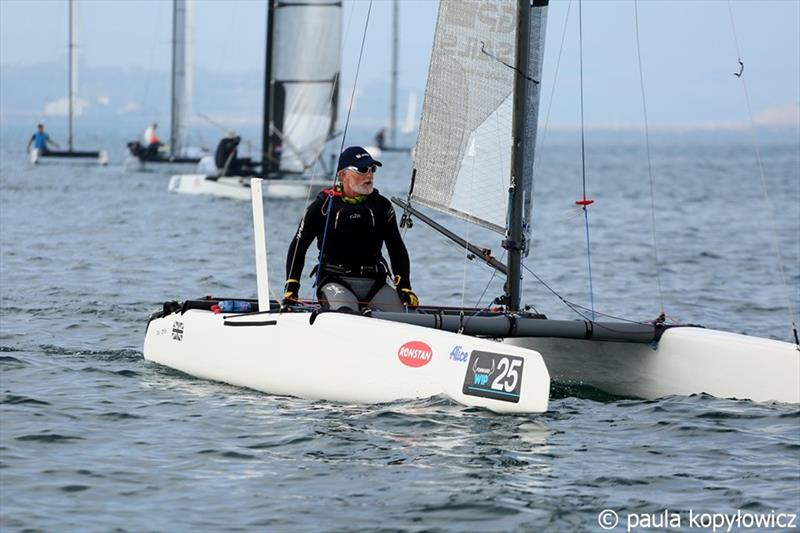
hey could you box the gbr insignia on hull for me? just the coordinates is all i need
[462,351,524,403]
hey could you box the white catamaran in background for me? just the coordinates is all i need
[124,0,207,172]
[30,0,108,166]
[169,0,342,200]
[376,0,799,404]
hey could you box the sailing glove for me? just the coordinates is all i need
[394,275,418,308]
[398,288,419,308]
[283,279,300,305]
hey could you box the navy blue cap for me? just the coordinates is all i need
[337,146,383,171]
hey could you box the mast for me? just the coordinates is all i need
[262,0,276,173]
[389,0,399,147]
[68,0,77,151]
[506,0,533,312]
[171,0,193,158]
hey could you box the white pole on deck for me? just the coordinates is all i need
[250,178,270,311]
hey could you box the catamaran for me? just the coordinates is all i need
[376,0,799,404]
[143,177,550,413]
[123,0,208,172]
[30,0,108,166]
[168,0,340,200]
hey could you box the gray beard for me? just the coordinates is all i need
[351,183,374,196]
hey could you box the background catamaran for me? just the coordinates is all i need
[31,0,107,166]
[168,0,341,200]
[374,0,799,404]
[123,0,207,172]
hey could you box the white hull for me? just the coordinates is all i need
[505,327,799,403]
[144,308,550,413]
[168,173,328,200]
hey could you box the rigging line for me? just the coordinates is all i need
[577,0,596,320]
[520,263,646,325]
[314,0,374,289]
[479,41,539,85]
[633,1,665,315]
[537,0,572,151]
[726,0,799,348]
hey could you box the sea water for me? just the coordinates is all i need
[1,125,798,531]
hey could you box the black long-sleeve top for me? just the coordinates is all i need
[285,189,411,289]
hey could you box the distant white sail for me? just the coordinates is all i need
[170,0,194,158]
[268,0,341,174]
[401,91,418,135]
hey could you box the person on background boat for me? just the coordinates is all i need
[214,130,254,176]
[375,128,386,150]
[283,146,418,312]
[26,123,59,153]
[143,122,161,159]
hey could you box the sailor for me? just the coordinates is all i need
[214,130,252,176]
[283,146,419,312]
[143,122,161,159]
[26,123,59,153]
[375,128,386,150]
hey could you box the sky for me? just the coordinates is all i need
[1,0,798,129]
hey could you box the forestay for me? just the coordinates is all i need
[269,0,341,173]
[411,0,547,248]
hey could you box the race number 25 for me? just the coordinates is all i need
[462,351,524,403]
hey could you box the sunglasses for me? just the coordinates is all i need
[345,164,378,174]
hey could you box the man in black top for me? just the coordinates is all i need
[283,146,418,312]
[214,130,253,176]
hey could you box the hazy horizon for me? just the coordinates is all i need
[1,0,798,132]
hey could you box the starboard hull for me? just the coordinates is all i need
[144,308,550,413]
[505,327,799,403]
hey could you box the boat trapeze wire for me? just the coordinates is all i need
[633,0,666,318]
[726,0,799,349]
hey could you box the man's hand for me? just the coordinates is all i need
[397,287,419,308]
[282,279,300,306]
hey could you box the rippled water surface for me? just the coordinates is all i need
[1,129,799,531]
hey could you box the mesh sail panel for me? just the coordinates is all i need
[272,0,341,173]
[411,0,518,234]
[412,0,547,242]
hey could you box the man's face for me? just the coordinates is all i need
[341,166,375,196]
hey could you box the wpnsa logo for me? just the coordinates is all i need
[398,341,433,368]
[172,321,184,341]
[449,345,468,363]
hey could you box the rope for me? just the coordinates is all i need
[314,0,374,288]
[633,1,665,316]
[577,0,596,320]
[726,1,800,348]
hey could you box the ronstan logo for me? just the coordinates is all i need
[398,341,433,368]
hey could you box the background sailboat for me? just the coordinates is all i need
[169,0,340,200]
[375,0,416,154]
[123,0,207,171]
[30,0,107,166]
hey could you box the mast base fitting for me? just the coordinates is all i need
[502,239,523,251]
